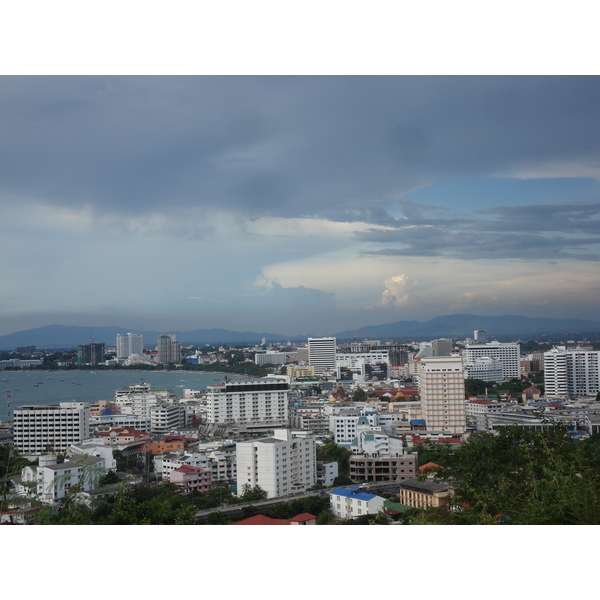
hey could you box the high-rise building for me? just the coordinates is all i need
[77,343,105,366]
[13,402,90,454]
[432,338,453,357]
[419,356,466,435]
[236,429,316,498]
[474,330,487,343]
[308,337,337,375]
[462,342,520,382]
[116,333,144,359]
[544,346,600,399]
[205,378,289,425]
[157,334,181,366]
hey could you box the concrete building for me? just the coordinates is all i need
[398,477,454,509]
[335,349,390,381]
[150,403,186,434]
[77,343,105,366]
[13,402,90,454]
[349,454,418,483]
[255,351,288,366]
[463,342,520,382]
[432,338,453,357]
[205,378,289,426]
[465,398,504,430]
[157,334,181,366]
[116,333,144,359]
[308,337,337,376]
[544,346,600,399]
[419,356,467,435]
[236,429,316,498]
[463,356,505,384]
[317,461,338,487]
[169,465,211,494]
[329,486,385,519]
[15,453,106,505]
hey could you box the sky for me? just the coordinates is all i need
[2,75,600,337]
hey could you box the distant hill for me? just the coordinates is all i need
[1,314,600,350]
[335,314,600,342]
[0,325,294,350]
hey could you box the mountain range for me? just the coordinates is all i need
[1,314,600,350]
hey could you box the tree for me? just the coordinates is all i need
[352,388,367,402]
[428,423,600,524]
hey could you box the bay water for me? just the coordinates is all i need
[0,370,230,421]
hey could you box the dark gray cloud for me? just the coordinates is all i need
[357,198,600,261]
[2,76,600,221]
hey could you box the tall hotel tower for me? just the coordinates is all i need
[419,356,466,435]
[308,337,337,376]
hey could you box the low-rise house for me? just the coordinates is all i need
[14,454,106,506]
[329,486,385,520]
[398,477,454,509]
[317,460,338,487]
[169,464,211,494]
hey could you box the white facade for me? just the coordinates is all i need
[16,454,106,505]
[308,337,337,376]
[335,350,390,379]
[544,346,600,399]
[463,356,504,384]
[236,429,316,498]
[13,402,90,454]
[205,378,289,425]
[419,356,466,435]
[463,342,520,382]
[329,486,385,519]
[114,381,178,418]
[116,332,144,359]
[255,351,288,366]
[150,404,186,434]
[155,449,237,484]
[329,410,386,445]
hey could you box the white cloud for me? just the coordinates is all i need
[244,216,395,238]
[498,160,600,181]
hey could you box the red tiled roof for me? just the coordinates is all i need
[231,515,288,525]
[174,465,202,474]
[289,513,317,523]
[419,462,441,472]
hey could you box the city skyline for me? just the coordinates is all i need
[2,76,600,338]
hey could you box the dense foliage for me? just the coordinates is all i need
[425,424,600,524]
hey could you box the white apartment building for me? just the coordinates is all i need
[308,337,337,376]
[205,378,289,425]
[114,381,178,418]
[462,342,520,382]
[13,402,90,454]
[254,351,288,366]
[329,409,394,445]
[347,416,405,456]
[150,404,186,434]
[155,449,237,484]
[16,453,106,505]
[236,429,316,498]
[544,346,600,399]
[116,332,144,359]
[463,356,504,384]
[329,486,385,520]
[419,356,466,435]
[335,350,390,380]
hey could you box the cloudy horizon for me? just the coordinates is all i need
[2,76,600,337]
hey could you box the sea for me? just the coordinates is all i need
[0,370,231,422]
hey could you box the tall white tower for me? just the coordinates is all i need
[419,356,466,435]
[308,337,337,376]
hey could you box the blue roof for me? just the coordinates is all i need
[330,486,378,501]
[411,419,426,425]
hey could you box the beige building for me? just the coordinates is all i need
[419,357,466,435]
